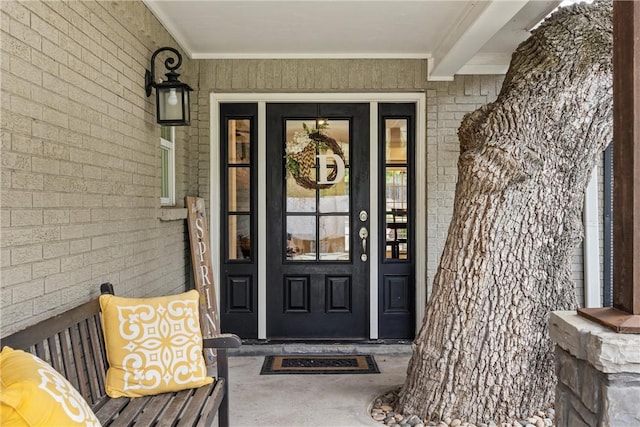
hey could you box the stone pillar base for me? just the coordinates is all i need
[549,311,640,427]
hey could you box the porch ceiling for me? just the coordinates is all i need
[143,0,562,80]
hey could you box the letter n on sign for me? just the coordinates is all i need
[186,196,220,367]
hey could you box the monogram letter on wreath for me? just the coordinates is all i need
[285,122,346,190]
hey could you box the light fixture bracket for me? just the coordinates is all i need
[145,47,183,97]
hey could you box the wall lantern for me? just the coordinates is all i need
[145,47,193,126]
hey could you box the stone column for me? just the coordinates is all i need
[549,312,640,426]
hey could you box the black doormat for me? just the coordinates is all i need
[260,354,380,375]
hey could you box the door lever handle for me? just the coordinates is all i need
[359,227,368,262]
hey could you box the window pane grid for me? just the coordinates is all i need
[285,118,351,262]
[384,118,409,260]
[226,119,253,261]
[228,119,251,164]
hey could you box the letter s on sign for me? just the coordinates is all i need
[195,217,205,239]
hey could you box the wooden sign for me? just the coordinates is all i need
[186,196,220,366]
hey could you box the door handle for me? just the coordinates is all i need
[359,227,368,262]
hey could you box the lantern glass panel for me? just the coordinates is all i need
[158,87,185,123]
[182,89,190,124]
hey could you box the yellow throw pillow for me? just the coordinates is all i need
[0,346,101,426]
[99,290,213,398]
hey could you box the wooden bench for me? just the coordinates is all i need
[1,284,242,427]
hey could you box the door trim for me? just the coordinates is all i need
[211,92,426,340]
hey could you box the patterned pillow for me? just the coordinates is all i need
[99,290,213,398]
[0,346,101,426]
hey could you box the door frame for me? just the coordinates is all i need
[211,92,426,340]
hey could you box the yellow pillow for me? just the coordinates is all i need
[99,290,213,398]
[0,346,101,426]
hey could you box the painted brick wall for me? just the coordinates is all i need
[0,0,200,334]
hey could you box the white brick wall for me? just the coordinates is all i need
[424,76,506,295]
[1,0,198,334]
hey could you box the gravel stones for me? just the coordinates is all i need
[370,388,556,427]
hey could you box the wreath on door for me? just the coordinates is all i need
[285,123,346,190]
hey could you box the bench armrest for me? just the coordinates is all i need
[203,334,242,349]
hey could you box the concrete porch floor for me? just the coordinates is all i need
[225,344,412,426]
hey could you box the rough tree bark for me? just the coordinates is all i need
[398,1,613,423]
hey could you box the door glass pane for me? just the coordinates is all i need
[285,120,318,186]
[386,119,407,163]
[228,119,251,164]
[323,120,350,165]
[285,119,349,190]
[319,216,349,260]
[287,216,316,260]
[319,169,349,213]
[229,215,251,260]
[228,167,250,212]
[386,167,408,260]
[287,171,316,212]
[284,118,351,262]
[285,120,317,142]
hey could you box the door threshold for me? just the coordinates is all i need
[229,339,413,356]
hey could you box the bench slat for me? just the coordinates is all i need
[47,336,62,374]
[69,323,92,401]
[194,379,226,427]
[129,392,174,426]
[177,382,217,426]
[34,341,46,360]
[94,397,130,425]
[58,331,76,387]
[87,314,109,400]
[157,388,199,427]
[79,318,104,405]
[109,396,153,427]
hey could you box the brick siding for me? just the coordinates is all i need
[0,0,198,333]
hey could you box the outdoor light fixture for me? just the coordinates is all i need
[145,47,193,126]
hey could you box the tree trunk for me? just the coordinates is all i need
[398,1,613,423]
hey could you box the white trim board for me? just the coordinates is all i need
[583,166,601,308]
[210,92,427,340]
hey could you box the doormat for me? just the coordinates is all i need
[260,354,379,375]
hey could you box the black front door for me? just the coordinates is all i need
[266,103,370,339]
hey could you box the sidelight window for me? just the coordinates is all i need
[384,119,409,260]
[226,119,252,260]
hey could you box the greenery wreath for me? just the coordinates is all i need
[285,123,346,190]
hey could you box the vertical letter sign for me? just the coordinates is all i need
[186,196,220,367]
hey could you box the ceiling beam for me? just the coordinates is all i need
[456,52,512,75]
[428,0,529,81]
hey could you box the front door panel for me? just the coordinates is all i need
[266,103,370,339]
